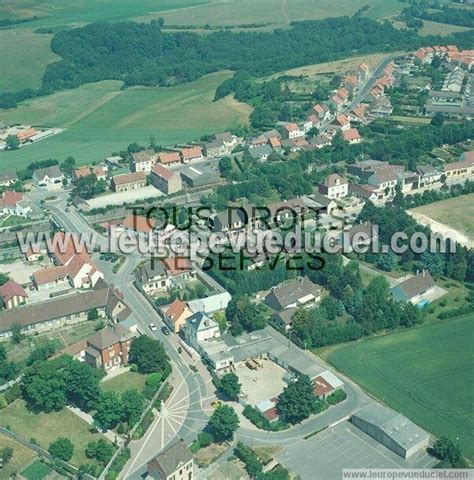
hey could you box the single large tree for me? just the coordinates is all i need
[129,336,170,375]
[93,391,124,431]
[276,375,317,424]
[121,389,145,426]
[207,405,240,442]
[219,372,241,401]
[49,437,74,462]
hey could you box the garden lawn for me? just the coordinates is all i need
[0,434,37,479]
[409,193,474,239]
[101,371,147,395]
[20,460,52,480]
[327,315,474,459]
[0,399,109,467]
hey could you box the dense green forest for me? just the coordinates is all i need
[1,15,473,108]
[403,5,474,28]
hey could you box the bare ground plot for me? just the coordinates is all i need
[0,258,52,285]
[236,358,286,405]
[409,193,474,247]
[265,52,402,81]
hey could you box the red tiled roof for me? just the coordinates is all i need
[335,114,349,126]
[112,171,146,186]
[16,128,38,141]
[161,257,190,275]
[159,152,181,165]
[51,232,89,266]
[166,299,187,325]
[122,214,156,233]
[152,164,174,181]
[268,137,281,149]
[0,190,23,208]
[284,123,298,132]
[0,281,28,303]
[343,128,360,142]
[444,157,474,172]
[180,146,202,159]
[74,166,92,179]
[33,266,68,285]
[313,376,334,397]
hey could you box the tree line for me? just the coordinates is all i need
[2,15,473,108]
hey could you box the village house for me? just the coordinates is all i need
[163,299,192,333]
[390,271,437,305]
[179,146,204,163]
[32,265,69,291]
[342,128,361,144]
[327,114,350,135]
[131,149,158,173]
[0,281,28,310]
[161,257,195,289]
[203,132,239,158]
[0,285,130,338]
[24,245,44,263]
[150,164,182,194]
[265,277,322,311]
[307,192,338,216]
[312,103,331,123]
[135,260,168,294]
[319,173,348,199]
[158,151,182,167]
[348,183,378,202]
[147,440,194,480]
[0,191,31,218]
[73,166,94,181]
[309,133,332,149]
[111,171,147,193]
[84,324,136,371]
[121,214,156,235]
[32,165,64,191]
[73,165,108,182]
[416,165,442,188]
[181,311,221,353]
[279,123,303,140]
[341,221,377,251]
[0,171,17,187]
[247,144,273,162]
[329,94,345,113]
[443,152,474,179]
[349,103,369,124]
[271,307,297,332]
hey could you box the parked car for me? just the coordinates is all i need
[149,323,157,332]
[161,325,170,336]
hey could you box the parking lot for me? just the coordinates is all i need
[276,421,437,480]
[236,358,287,405]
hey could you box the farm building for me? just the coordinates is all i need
[351,404,430,459]
[180,165,220,188]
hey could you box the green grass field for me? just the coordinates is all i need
[0,72,251,171]
[102,371,147,395]
[0,29,59,92]
[20,460,52,480]
[327,315,474,459]
[0,399,110,467]
[410,193,474,239]
[138,0,404,27]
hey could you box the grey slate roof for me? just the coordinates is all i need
[247,144,273,160]
[33,165,62,180]
[352,403,430,450]
[136,260,166,283]
[0,171,17,184]
[265,276,321,310]
[148,440,192,478]
[87,324,134,350]
[391,272,435,300]
[0,286,126,333]
[186,311,217,332]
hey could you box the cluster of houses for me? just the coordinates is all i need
[414,45,474,70]
[415,45,474,118]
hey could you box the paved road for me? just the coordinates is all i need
[319,53,402,132]
[46,197,374,478]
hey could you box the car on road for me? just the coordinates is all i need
[65,207,70,212]
[149,323,157,332]
[161,325,170,335]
